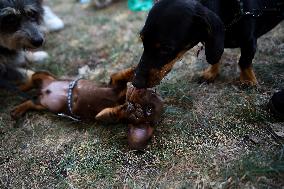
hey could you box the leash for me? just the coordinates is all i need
[0,78,35,102]
[196,0,284,57]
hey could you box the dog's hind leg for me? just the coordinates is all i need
[109,68,135,103]
[18,70,56,91]
[16,68,35,91]
[11,100,46,119]
[95,104,128,123]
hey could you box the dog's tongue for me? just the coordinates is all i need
[128,124,154,150]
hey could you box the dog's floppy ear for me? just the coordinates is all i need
[194,5,225,65]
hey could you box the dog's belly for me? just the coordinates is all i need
[73,82,119,119]
[39,81,69,113]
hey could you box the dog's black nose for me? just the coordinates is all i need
[132,77,147,89]
[31,37,44,47]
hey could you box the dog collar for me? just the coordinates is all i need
[66,77,83,120]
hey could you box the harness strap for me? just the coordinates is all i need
[225,0,284,30]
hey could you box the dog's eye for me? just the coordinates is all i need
[26,11,38,21]
[159,46,174,55]
[2,15,20,28]
[3,15,17,23]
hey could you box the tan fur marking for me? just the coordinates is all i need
[110,67,135,86]
[202,62,221,81]
[240,66,258,85]
[147,50,187,87]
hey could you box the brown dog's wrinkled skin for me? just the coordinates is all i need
[126,84,164,125]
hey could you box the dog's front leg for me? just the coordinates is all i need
[109,67,135,87]
[202,61,221,82]
[95,104,129,123]
[11,100,46,119]
[239,38,258,86]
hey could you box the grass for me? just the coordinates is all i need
[0,1,284,188]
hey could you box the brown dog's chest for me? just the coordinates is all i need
[39,81,69,113]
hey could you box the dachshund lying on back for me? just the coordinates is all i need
[11,68,163,122]
[11,68,164,149]
[132,0,284,88]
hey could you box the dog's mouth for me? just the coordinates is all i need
[23,37,45,51]
[23,45,40,51]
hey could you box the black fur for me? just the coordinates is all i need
[133,0,284,88]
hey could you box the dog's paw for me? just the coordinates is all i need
[202,66,219,82]
[239,76,258,87]
[10,107,25,119]
[239,67,258,86]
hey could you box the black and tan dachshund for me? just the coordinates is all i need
[132,0,284,88]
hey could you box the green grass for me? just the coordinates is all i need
[0,1,283,188]
[222,146,284,188]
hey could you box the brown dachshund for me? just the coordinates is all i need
[11,68,164,149]
[11,68,134,121]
